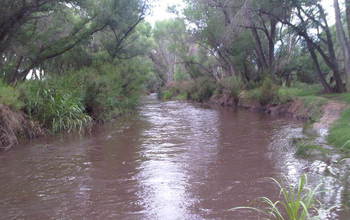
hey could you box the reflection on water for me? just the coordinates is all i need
[0,94,349,219]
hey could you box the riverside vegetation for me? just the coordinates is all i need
[2,0,350,218]
[2,0,350,152]
[0,0,154,149]
[232,175,324,220]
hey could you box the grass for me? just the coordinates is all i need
[231,174,323,220]
[295,142,330,158]
[278,83,322,98]
[175,93,188,100]
[328,108,350,150]
[323,92,350,104]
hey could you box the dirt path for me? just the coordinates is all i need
[313,101,347,136]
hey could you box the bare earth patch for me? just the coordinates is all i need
[0,104,44,151]
[313,101,347,136]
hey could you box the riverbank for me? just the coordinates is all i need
[159,82,350,154]
[0,104,44,151]
[0,58,149,151]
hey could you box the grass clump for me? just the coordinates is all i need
[232,174,323,220]
[20,80,92,133]
[295,142,329,158]
[328,109,350,150]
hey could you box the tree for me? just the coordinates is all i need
[0,0,149,83]
[259,0,345,92]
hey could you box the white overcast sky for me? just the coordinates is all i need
[145,0,342,25]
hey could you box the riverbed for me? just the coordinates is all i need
[0,94,348,219]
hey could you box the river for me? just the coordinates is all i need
[0,94,349,219]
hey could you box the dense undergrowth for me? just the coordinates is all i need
[159,76,323,106]
[0,60,146,137]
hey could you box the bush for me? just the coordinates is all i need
[20,80,92,133]
[0,79,23,110]
[160,89,174,100]
[247,78,279,105]
[219,76,245,102]
[73,63,143,121]
[188,77,216,102]
[175,93,188,100]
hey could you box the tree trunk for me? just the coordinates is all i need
[346,0,350,38]
[306,41,333,93]
[334,0,350,91]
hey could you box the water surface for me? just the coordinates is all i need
[0,94,348,219]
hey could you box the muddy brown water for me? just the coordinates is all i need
[0,94,349,220]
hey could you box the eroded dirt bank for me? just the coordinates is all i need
[210,93,347,130]
[0,104,43,151]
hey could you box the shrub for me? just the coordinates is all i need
[219,76,245,102]
[161,89,174,100]
[82,63,143,120]
[175,93,188,100]
[188,77,216,102]
[20,80,92,133]
[0,79,23,110]
[247,77,279,105]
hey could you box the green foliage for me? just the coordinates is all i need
[18,57,146,132]
[247,78,280,105]
[175,93,188,100]
[232,175,323,220]
[161,90,174,100]
[20,80,91,133]
[295,142,329,158]
[75,60,146,121]
[0,79,23,110]
[278,83,322,103]
[1,0,148,83]
[219,76,245,101]
[188,77,216,102]
[324,92,350,104]
[328,109,350,150]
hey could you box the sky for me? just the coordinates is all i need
[145,0,341,25]
[145,0,185,24]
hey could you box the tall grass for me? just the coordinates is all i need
[231,175,323,220]
[20,80,92,133]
